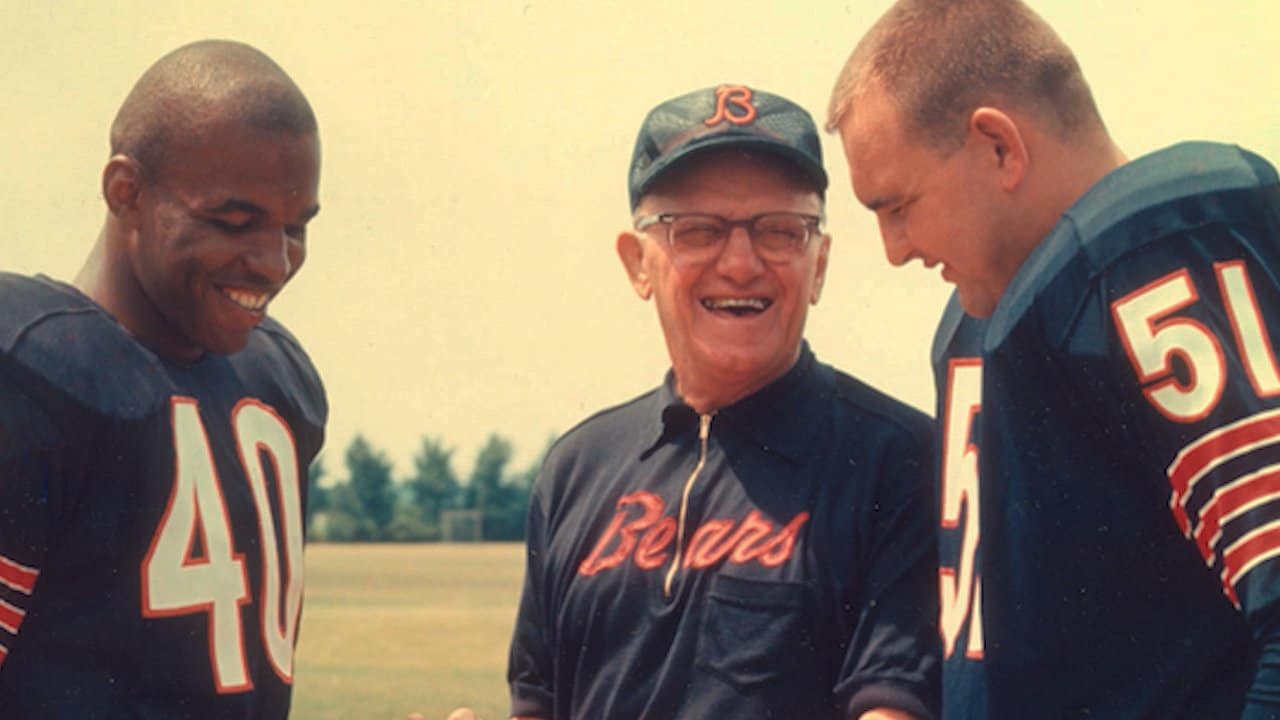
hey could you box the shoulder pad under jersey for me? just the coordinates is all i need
[0,273,171,419]
[237,316,328,428]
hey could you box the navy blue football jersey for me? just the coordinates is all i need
[931,294,989,719]
[956,142,1280,718]
[0,274,326,718]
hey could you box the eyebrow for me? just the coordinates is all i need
[206,199,321,223]
[206,199,265,216]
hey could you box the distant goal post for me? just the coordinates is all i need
[441,509,484,542]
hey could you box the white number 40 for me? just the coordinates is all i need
[1112,261,1280,422]
[141,397,305,692]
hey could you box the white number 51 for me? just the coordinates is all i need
[1112,261,1280,422]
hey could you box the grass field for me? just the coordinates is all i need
[292,542,525,720]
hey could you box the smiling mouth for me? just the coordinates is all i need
[701,297,772,317]
[220,287,271,313]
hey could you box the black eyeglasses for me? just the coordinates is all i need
[633,212,823,263]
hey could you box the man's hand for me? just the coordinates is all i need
[859,709,918,720]
[402,710,478,720]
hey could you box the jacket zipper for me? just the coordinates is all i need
[664,412,713,598]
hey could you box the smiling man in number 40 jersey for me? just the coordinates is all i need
[0,40,325,717]
[829,1,1280,718]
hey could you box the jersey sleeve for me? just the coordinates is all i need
[0,369,67,670]
[836,420,941,720]
[507,484,554,719]
[1105,243,1280,610]
[1096,206,1280,711]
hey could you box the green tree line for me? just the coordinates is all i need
[305,432,553,542]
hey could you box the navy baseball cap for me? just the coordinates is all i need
[627,84,828,210]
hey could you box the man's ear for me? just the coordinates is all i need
[968,107,1029,192]
[102,154,144,226]
[810,233,831,305]
[616,231,653,300]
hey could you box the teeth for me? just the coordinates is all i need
[702,297,768,311]
[224,288,269,312]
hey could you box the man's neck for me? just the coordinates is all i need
[74,226,205,363]
[1044,132,1128,229]
[73,229,111,305]
[1017,131,1129,267]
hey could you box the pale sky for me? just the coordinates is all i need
[3,1,1277,477]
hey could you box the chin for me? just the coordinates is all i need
[702,347,789,383]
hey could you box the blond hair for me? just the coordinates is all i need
[828,0,1102,151]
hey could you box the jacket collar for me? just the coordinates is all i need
[643,341,829,465]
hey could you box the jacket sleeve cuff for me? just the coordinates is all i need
[510,682,554,719]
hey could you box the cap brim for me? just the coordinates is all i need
[631,134,828,209]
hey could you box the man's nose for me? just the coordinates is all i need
[243,227,296,284]
[715,225,765,281]
[880,223,913,267]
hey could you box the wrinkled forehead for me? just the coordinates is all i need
[639,147,823,209]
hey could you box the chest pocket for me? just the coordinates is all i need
[695,573,814,690]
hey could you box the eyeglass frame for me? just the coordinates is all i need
[633,211,825,262]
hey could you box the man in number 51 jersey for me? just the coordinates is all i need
[0,41,325,717]
[829,0,1280,717]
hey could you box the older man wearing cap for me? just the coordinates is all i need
[485,85,940,720]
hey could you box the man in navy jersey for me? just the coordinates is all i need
[829,1,1280,717]
[0,40,325,717]
[464,84,941,720]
